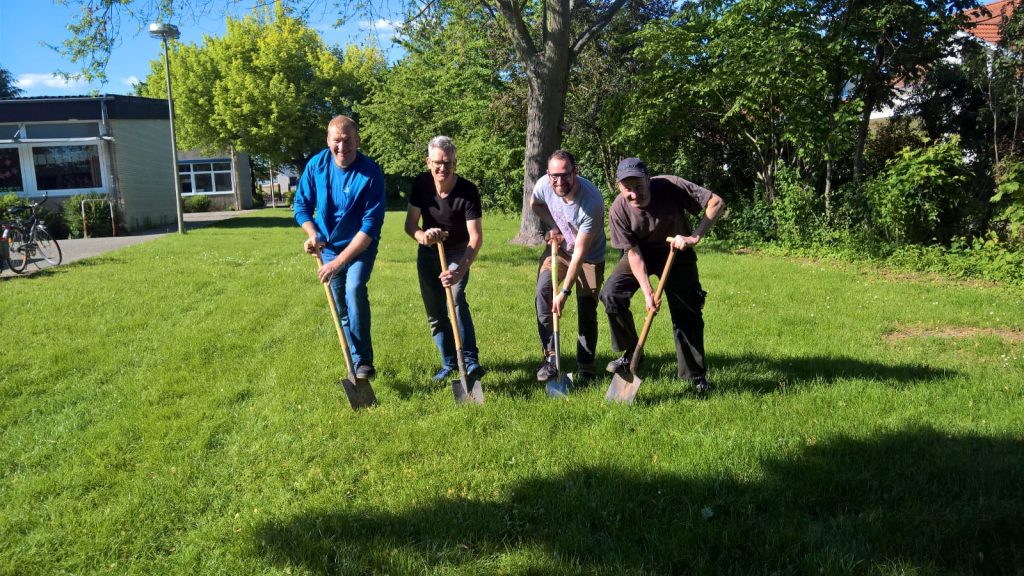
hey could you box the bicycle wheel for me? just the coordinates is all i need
[7,228,29,273]
[33,227,62,266]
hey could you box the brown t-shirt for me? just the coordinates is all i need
[608,175,713,262]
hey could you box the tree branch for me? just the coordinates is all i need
[492,0,538,64]
[570,0,627,56]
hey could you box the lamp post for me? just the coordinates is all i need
[149,21,186,234]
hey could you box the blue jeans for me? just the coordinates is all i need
[417,245,479,371]
[324,242,377,368]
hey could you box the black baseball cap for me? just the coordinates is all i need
[616,157,648,181]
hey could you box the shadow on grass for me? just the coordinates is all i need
[254,427,1023,574]
[471,351,952,403]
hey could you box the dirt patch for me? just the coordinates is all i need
[885,325,1024,343]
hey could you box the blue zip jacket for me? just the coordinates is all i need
[293,150,386,255]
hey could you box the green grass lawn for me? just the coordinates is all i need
[2,209,1022,575]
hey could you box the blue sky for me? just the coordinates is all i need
[0,0,404,98]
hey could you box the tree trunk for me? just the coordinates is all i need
[510,0,573,246]
[853,42,885,184]
[513,64,571,245]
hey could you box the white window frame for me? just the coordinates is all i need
[178,158,234,196]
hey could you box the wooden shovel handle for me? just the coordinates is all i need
[631,237,678,371]
[550,236,561,332]
[437,242,464,350]
[314,252,356,376]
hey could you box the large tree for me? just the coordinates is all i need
[137,3,384,171]
[59,0,631,243]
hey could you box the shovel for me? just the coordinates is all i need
[438,242,485,404]
[314,252,379,409]
[605,237,678,404]
[545,238,573,397]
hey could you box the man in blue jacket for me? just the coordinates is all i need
[294,115,386,379]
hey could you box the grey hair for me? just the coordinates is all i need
[427,135,456,158]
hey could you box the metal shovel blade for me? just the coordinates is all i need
[451,378,471,403]
[605,371,642,404]
[451,375,484,404]
[467,378,485,404]
[545,374,572,398]
[340,375,378,409]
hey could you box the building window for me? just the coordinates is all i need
[0,147,24,192]
[178,159,233,195]
[25,122,100,139]
[32,145,102,191]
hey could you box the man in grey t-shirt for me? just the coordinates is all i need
[530,149,607,384]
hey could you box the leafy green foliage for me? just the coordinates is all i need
[359,7,523,211]
[183,194,211,213]
[138,3,385,171]
[772,166,822,247]
[865,136,969,245]
[63,193,119,238]
[992,159,1024,244]
[0,65,24,98]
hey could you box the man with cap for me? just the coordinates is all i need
[599,157,724,394]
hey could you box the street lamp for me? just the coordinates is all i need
[149,21,186,234]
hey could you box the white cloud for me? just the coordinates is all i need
[16,73,89,92]
[360,18,399,32]
[122,75,140,89]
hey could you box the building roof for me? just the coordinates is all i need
[965,0,1015,45]
[0,94,169,123]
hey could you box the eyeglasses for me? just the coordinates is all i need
[429,160,454,169]
[547,172,573,181]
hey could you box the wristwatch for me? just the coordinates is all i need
[560,287,571,297]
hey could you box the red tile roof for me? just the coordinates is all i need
[965,0,1015,44]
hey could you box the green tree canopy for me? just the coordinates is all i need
[138,2,385,170]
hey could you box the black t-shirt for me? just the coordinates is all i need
[409,172,483,250]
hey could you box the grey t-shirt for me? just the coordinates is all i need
[532,174,607,263]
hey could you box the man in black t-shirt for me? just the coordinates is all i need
[599,157,724,394]
[404,136,485,381]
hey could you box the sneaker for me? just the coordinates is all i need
[467,364,487,380]
[355,364,376,380]
[694,376,712,396]
[536,357,558,381]
[606,350,642,374]
[432,366,456,382]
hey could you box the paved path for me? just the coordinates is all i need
[2,210,261,277]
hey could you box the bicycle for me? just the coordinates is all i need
[6,191,62,274]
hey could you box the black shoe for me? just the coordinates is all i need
[573,371,596,385]
[694,376,712,396]
[355,364,376,380]
[536,357,557,381]
[467,364,486,380]
[606,350,642,374]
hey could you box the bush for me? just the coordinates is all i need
[714,196,775,245]
[0,192,28,222]
[864,136,969,245]
[63,193,117,238]
[992,159,1024,246]
[184,195,211,213]
[772,167,822,247]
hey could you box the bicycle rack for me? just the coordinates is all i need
[81,198,117,238]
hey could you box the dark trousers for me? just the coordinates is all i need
[599,253,707,380]
[535,246,604,372]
